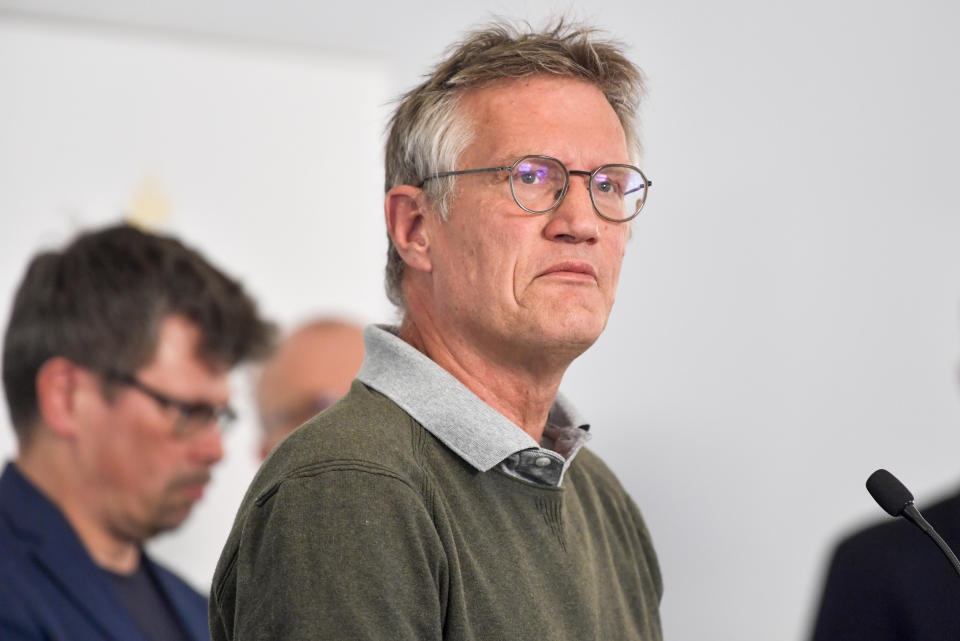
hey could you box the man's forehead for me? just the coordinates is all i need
[461,75,607,116]
[458,75,628,165]
[139,314,230,381]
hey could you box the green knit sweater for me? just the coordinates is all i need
[210,381,662,640]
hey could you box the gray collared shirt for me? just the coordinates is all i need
[356,325,590,487]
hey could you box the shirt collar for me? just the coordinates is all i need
[356,324,590,472]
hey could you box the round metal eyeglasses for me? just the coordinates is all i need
[418,154,651,222]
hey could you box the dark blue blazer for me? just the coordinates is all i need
[0,462,210,641]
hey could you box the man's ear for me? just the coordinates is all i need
[385,185,433,274]
[35,357,87,438]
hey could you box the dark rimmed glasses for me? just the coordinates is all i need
[103,370,236,438]
[418,154,651,222]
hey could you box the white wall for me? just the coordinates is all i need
[1,3,960,640]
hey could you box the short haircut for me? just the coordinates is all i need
[2,223,275,441]
[383,18,646,308]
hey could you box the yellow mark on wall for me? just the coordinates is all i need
[125,174,171,231]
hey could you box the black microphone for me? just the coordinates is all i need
[866,468,960,578]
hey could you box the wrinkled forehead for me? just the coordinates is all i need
[454,76,630,167]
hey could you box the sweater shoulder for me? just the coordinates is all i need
[252,380,425,495]
[212,382,429,604]
[569,446,629,494]
[224,380,430,546]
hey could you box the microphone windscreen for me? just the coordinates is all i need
[866,468,914,516]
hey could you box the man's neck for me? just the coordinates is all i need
[16,447,142,574]
[398,316,569,443]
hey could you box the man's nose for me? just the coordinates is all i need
[190,425,225,466]
[543,176,599,244]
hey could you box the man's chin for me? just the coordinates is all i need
[545,308,608,348]
[147,518,190,541]
[146,497,200,536]
[530,289,610,331]
[518,322,603,364]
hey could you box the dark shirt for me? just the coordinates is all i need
[103,562,192,641]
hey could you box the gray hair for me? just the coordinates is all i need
[383,18,646,309]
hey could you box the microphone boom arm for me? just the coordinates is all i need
[902,503,960,579]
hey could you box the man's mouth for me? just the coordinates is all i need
[538,261,597,280]
[176,472,212,500]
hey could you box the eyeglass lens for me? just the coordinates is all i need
[509,156,647,221]
[174,405,235,438]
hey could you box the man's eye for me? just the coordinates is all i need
[596,180,614,193]
[518,172,539,185]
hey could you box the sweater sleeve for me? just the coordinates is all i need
[211,465,447,641]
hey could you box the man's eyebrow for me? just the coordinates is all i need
[477,154,518,167]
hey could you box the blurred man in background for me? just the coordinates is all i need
[810,336,960,640]
[256,319,364,459]
[0,223,273,641]
[811,474,960,638]
[212,19,661,641]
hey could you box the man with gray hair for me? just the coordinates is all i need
[212,20,662,640]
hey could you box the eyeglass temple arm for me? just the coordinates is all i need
[417,166,512,187]
[625,180,652,196]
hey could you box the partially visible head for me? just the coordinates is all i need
[2,223,274,539]
[383,18,645,309]
[256,319,364,459]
